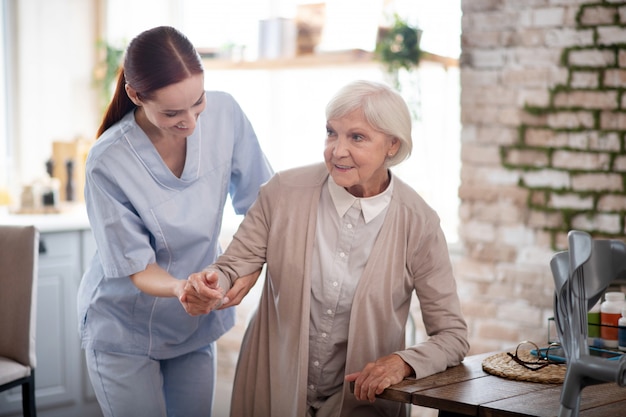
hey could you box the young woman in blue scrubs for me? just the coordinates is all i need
[77,26,273,417]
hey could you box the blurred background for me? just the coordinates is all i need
[0,0,462,243]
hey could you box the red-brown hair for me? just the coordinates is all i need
[96,26,204,138]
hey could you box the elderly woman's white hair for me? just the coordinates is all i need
[325,80,413,167]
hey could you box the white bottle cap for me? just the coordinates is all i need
[605,292,625,301]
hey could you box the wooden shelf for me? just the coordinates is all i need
[201,49,458,71]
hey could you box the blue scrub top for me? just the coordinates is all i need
[77,91,273,359]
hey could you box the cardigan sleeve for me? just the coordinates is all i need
[207,164,327,291]
[207,172,278,289]
[395,208,469,378]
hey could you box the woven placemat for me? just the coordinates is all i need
[482,349,566,384]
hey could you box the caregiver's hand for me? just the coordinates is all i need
[345,354,413,403]
[181,270,224,316]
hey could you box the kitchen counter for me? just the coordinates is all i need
[0,203,90,232]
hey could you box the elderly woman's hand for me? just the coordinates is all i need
[180,270,224,316]
[345,354,413,403]
[219,269,262,309]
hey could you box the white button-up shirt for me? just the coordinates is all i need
[307,174,393,405]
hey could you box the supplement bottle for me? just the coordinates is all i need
[619,308,626,352]
[600,292,626,348]
[587,300,601,346]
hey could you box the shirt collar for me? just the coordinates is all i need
[327,173,394,223]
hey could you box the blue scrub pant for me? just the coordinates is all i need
[85,343,216,417]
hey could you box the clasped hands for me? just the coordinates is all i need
[179,270,225,316]
[179,269,261,316]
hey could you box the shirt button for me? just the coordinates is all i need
[314,360,319,367]
[347,224,353,229]
[309,384,315,390]
[332,282,338,287]
[339,252,346,258]
[322,332,327,338]
[327,309,333,315]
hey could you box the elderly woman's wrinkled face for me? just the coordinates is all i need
[324,109,399,198]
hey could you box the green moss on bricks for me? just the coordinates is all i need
[523,104,550,116]
[496,1,626,247]
[574,3,622,27]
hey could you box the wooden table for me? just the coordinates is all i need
[376,351,626,417]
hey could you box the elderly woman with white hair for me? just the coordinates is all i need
[186,80,469,417]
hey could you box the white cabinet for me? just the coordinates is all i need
[0,228,102,417]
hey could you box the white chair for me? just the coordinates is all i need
[0,225,39,417]
[550,230,626,417]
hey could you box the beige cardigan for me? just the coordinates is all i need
[211,163,469,417]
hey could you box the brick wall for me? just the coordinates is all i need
[456,0,626,354]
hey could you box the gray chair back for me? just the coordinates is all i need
[0,224,39,416]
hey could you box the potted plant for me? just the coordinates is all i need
[375,14,422,120]
[93,40,125,113]
[375,14,422,85]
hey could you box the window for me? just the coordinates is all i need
[0,0,9,188]
[0,0,18,196]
